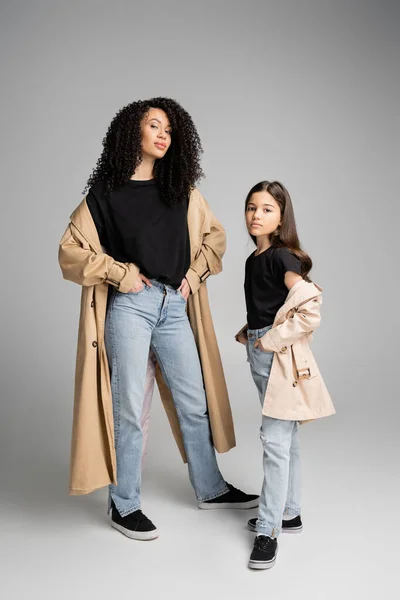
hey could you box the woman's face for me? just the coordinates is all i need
[245,191,282,238]
[140,108,172,160]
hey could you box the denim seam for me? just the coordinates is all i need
[109,297,121,450]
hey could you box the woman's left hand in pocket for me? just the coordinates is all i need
[178,277,190,300]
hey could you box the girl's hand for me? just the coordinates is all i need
[128,273,152,293]
[253,338,266,351]
[178,277,190,300]
[235,331,248,345]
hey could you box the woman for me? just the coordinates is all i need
[59,97,258,541]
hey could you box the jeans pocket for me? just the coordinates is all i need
[129,284,147,296]
[177,291,187,303]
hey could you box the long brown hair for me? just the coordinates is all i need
[245,180,313,281]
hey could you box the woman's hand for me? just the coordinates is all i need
[178,277,191,300]
[128,273,152,293]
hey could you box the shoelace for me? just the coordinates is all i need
[254,536,273,551]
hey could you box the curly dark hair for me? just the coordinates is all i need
[84,97,204,205]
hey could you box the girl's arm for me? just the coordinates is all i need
[259,295,322,352]
[58,223,139,293]
[185,195,226,295]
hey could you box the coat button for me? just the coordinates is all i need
[293,381,298,387]
[91,300,94,307]
[280,346,288,353]
[92,341,98,348]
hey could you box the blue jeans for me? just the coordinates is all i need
[104,280,228,516]
[247,325,301,538]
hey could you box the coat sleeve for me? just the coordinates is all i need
[185,194,226,295]
[260,296,322,352]
[58,223,139,293]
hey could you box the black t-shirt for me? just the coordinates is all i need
[245,246,302,329]
[86,180,190,289]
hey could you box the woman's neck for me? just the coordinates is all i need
[130,155,155,181]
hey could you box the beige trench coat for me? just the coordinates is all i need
[59,188,236,495]
[236,280,335,422]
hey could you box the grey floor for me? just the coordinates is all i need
[1,378,397,600]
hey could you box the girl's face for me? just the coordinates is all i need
[246,191,282,238]
[140,108,172,160]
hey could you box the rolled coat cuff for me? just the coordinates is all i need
[185,266,210,295]
[107,262,139,293]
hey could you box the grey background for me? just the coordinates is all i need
[0,0,398,598]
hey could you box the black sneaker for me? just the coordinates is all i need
[247,515,303,534]
[249,535,278,570]
[111,502,159,541]
[198,483,259,510]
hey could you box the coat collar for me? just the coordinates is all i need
[274,279,323,323]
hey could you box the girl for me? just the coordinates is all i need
[235,181,335,569]
[59,97,258,542]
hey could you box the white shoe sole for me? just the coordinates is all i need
[281,526,303,534]
[111,521,159,540]
[248,549,278,570]
[248,522,303,534]
[248,557,276,570]
[198,498,259,510]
